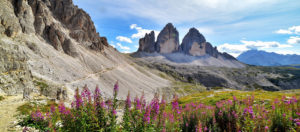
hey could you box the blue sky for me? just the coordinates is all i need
[73,0,300,57]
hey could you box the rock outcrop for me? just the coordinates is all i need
[0,39,33,96]
[138,31,156,52]
[156,23,179,53]
[27,0,108,53]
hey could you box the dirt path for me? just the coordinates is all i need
[0,95,25,132]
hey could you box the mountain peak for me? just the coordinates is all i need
[165,23,175,29]
[237,50,300,66]
[156,23,180,53]
[180,27,209,56]
[138,31,156,52]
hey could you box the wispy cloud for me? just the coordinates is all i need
[219,40,293,57]
[287,36,300,44]
[275,26,300,35]
[116,43,130,50]
[116,36,133,43]
[130,24,159,39]
[75,0,299,25]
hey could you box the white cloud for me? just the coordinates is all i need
[116,43,130,50]
[271,50,300,55]
[111,44,116,48]
[75,0,295,25]
[275,29,293,34]
[130,24,159,39]
[116,36,133,43]
[122,50,131,53]
[134,45,139,48]
[218,43,249,57]
[275,26,300,35]
[219,40,293,57]
[287,36,300,44]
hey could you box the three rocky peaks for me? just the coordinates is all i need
[138,23,235,60]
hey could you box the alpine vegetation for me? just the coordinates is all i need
[19,83,300,132]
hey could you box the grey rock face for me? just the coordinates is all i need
[49,0,108,50]
[138,31,156,52]
[0,39,33,96]
[0,0,22,37]
[15,0,36,34]
[180,28,219,57]
[222,52,237,60]
[156,23,179,53]
[180,27,206,55]
[27,0,108,52]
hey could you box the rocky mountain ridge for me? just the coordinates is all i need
[138,23,236,60]
[238,50,300,66]
[135,23,243,68]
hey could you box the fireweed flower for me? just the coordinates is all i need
[228,99,233,105]
[274,99,279,104]
[196,123,202,132]
[265,126,269,130]
[94,86,101,108]
[31,110,44,121]
[134,96,141,110]
[114,81,119,95]
[75,88,83,109]
[233,96,237,101]
[282,113,286,117]
[94,86,101,101]
[58,103,66,114]
[112,109,117,115]
[143,106,151,124]
[172,95,180,114]
[81,86,92,102]
[125,92,131,108]
[50,105,56,113]
[100,101,106,108]
[151,98,160,115]
[169,113,174,123]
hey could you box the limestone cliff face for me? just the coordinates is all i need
[180,28,221,58]
[27,0,108,54]
[138,31,156,53]
[138,23,180,54]
[156,23,179,53]
[0,0,33,96]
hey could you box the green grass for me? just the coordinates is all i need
[178,89,300,106]
[34,80,49,93]
[17,100,57,116]
[0,96,4,101]
[171,81,206,95]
